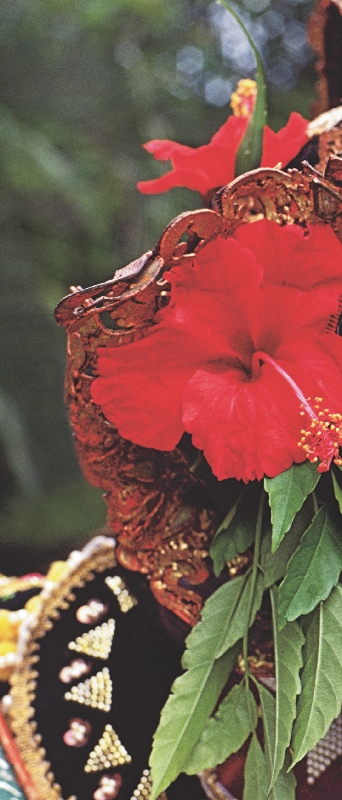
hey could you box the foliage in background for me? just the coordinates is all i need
[0,0,316,566]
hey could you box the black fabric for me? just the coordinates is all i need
[32,562,206,800]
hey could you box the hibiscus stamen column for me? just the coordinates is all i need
[252,351,342,472]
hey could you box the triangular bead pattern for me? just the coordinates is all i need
[306,713,342,784]
[64,668,112,712]
[84,725,131,773]
[68,619,115,659]
[129,769,152,799]
[105,576,137,613]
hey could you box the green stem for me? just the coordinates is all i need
[189,451,205,474]
[242,491,265,716]
[217,0,267,176]
[312,491,319,515]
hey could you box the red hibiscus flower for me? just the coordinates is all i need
[137,112,309,197]
[91,219,342,482]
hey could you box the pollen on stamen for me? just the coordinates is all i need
[230,79,257,118]
[298,398,342,472]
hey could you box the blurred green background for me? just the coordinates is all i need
[0,0,317,573]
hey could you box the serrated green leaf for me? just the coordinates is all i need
[149,642,240,800]
[210,483,261,577]
[264,462,320,552]
[210,498,244,578]
[182,572,263,668]
[184,681,258,774]
[257,682,296,800]
[184,571,264,664]
[215,571,264,658]
[269,587,304,788]
[278,506,342,626]
[217,2,267,177]
[150,568,265,798]
[243,734,267,800]
[262,501,313,589]
[332,471,342,513]
[270,752,297,800]
[290,585,342,766]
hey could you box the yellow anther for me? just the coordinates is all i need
[230,79,257,118]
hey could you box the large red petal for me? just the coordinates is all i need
[182,365,304,482]
[91,331,192,450]
[261,112,309,168]
[91,319,235,451]
[251,283,342,355]
[276,334,342,407]
[182,335,342,482]
[234,219,342,290]
[163,236,263,364]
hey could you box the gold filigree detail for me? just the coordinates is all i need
[9,537,116,800]
[214,168,314,235]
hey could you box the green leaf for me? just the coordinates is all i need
[149,642,240,800]
[270,752,297,800]
[243,734,267,800]
[332,470,342,513]
[257,682,296,800]
[183,571,264,665]
[210,483,261,576]
[184,681,258,774]
[262,501,313,589]
[278,506,342,626]
[269,587,304,788]
[290,585,342,766]
[217,2,267,176]
[264,462,320,552]
[150,568,265,798]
